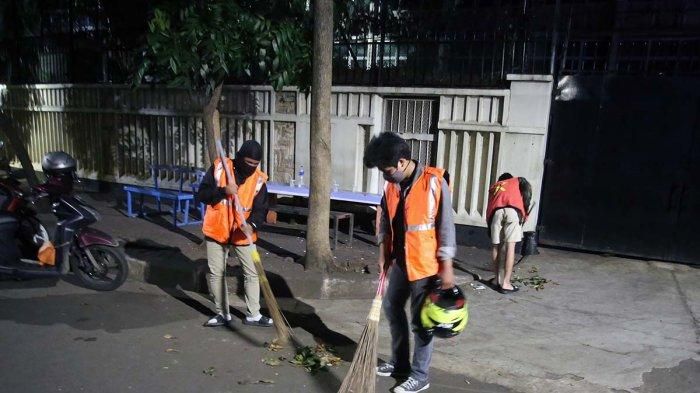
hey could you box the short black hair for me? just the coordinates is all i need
[498,172,513,181]
[363,132,411,169]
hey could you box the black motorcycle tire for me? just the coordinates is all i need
[70,244,129,291]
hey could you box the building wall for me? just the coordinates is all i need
[0,77,552,229]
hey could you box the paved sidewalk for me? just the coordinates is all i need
[25,190,700,392]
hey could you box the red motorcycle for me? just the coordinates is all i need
[0,147,128,291]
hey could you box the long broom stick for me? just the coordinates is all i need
[215,140,292,345]
[337,270,387,393]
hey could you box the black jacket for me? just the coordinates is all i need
[196,165,269,229]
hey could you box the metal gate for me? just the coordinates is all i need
[383,97,438,165]
[539,75,700,265]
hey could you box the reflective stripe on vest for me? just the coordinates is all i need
[406,222,436,232]
[384,166,445,282]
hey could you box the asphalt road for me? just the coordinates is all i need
[0,276,513,393]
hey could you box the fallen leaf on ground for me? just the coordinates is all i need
[265,341,284,352]
[203,367,216,376]
[163,334,176,340]
[238,379,275,385]
[165,348,180,353]
[262,357,281,366]
[290,345,342,373]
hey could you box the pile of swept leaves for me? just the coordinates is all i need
[290,345,342,374]
[512,266,558,291]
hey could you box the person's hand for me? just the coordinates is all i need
[240,223,254,237]
[224,183,238,196]
[438,259,455,289]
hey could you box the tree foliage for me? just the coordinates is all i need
[134,0,311,94]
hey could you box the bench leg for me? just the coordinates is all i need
[126,191,134,217]
[172,201,178,227]
[139,194,145,217]
[348,215,354,246]
[183,200,190,225]
[333,216,339,250]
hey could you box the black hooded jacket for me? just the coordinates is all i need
[196,164,269,229]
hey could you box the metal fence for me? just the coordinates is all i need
[3,1,700,88]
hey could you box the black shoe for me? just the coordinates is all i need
[242,315,273,327]
[203,314,231,327]
[498,285,520,294]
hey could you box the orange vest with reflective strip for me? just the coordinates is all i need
[202,158,267,245]
[385,167,445,282]
[486,177,527,224]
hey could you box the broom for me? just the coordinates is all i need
[215,140,293,345]
[337,270,387,393]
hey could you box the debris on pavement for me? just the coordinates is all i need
[513,266,559,290]
[265,341,284,352]
[262,356,286,367]
[163,334,176,340]
[238,379,275,385]
[290,345,342,373]
[470,282,486,290]
[202,366,216,376]
[165,348,180,353]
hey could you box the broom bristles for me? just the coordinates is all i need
[252,249,293,345]
[337,295,383,393]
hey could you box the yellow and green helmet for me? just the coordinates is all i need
[420,285,468,338]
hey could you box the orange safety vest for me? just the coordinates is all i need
[384,167,445,282]
[486,177,527,224]
[202,158,267,245]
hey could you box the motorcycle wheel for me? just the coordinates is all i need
[70,244,129,291]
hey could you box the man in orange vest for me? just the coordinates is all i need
[364,132,456,393]
[486,173,531,294]
[196,140,272,327]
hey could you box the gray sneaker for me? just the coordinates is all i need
[394,377,430,393]
[376,363,409,378]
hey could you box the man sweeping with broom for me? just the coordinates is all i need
[197,140,273,328]
[363,132,457,393]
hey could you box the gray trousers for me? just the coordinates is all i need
[383,263,435,382]
[206,240,261,318]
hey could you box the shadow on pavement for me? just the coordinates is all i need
[126,238,356,361]
[0,287,191,333]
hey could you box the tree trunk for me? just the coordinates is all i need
[0,114,40,186]
[304,0,334,272]
[203,83,224,166]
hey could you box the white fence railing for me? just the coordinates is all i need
[0,78,552,229]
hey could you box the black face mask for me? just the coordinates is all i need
[235,155,256,179]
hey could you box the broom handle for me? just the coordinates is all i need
[377,270,387,296]
[215,140,255,245]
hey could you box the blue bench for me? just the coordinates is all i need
[124,165,206,227]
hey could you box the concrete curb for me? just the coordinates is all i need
[126,254,475,299]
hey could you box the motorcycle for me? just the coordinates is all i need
[0,147,128,291]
